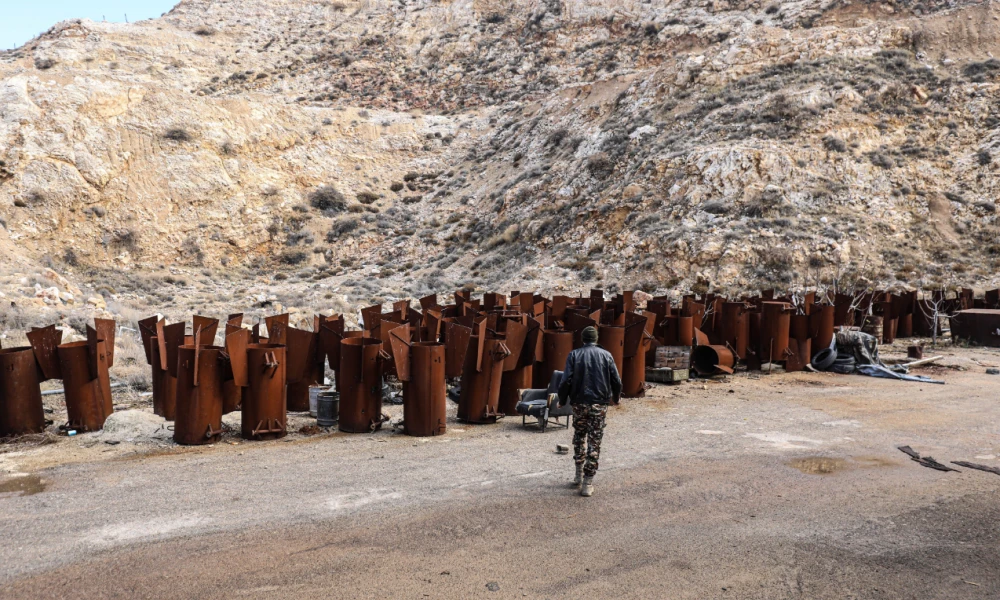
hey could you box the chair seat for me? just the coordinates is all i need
[516,399,548,418]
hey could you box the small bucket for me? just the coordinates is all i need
[317,391,340,428]
[309,385,326,418]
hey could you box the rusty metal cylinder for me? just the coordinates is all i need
[149,338,177,421]
[533,330,573,389]
[598,325,625,377]
[499,364,533,416]
[677,316,694,347]
[621,347,648,399]
[0,347,46,436]
[809,305,835,354]
[174,345,225,446]
[339,338,385,433]
[403,342,447,437]
[759,302,791,363]
[720,303,749,359]
[242,344,287,440]
[691,345,736,376]
[458,338,506,424]
[58,341,113,432]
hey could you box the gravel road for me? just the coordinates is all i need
[1,350,999,599]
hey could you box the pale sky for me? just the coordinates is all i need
[2,1,179,49]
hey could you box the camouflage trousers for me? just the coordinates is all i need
[572,403,609,478]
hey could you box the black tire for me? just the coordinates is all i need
[829,355,856,375]
[811,347,838,371]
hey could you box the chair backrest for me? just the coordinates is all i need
[546,370,564,395]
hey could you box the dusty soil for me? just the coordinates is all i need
[1,346,999,599]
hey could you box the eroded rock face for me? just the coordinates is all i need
[0,0,997,298]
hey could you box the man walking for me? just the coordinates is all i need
[557,326,622,497]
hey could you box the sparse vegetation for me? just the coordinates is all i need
[164,128,193,142]
[309,185,346,212]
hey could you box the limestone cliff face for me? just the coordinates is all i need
[0,0,998,300]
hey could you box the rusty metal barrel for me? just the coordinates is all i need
[759,302,791,363]
[241,344,287,440]
[0,347,46,436]
[621,351,647,398]
[808,304,835,355]
[721,302,749,359]
[58,341,113,432]
[339,337,385,433]
[533,330,573,389]
[403,342,446,437]
[691,345,736,376]
[458,337,508,424]
[598,325,625,377]
[174,345,225,446]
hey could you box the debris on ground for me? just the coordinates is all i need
[898,446,959,472]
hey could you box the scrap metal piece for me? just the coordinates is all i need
[242,344,287,440]
[691,345,736,376]
[458,337,510,424]
[58,340,113,432]
[950,310,1000,347]
[720,302,750,360]
[339,337,386,433]
[319,316,346,370]
[192,316,220,346]
[27,325,62,381]
[0,347,46,436]
[598,325,625,377]
[227,313,244,327]
[163,322,187,378]
[361,304,383,333]
[265,314,289,344]
[402,342,447,437]
[443,321,473,379]
[897,445,959,472]
[226,328,250,388]
[137,316,159,365]
[952,461,1000,476]
[286,325,324,412]
[759,302,792,364]
[419,294,438,311]
[94,318,116,368]
[533,329,573,389]
[174,345,225,445]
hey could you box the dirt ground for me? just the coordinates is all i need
[1,345,999,599]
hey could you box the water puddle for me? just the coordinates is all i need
[787,457,849,475]
[0,474,48,496]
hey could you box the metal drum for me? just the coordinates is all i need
[720,302,750,359]
[403,342,447,437]
[58,341,113,432]
[759,302,791,363]
[174,345,225,446]
[338,337,385,433]
[0,347,46,436]
[241,344,287,440]
[317,391,339,427]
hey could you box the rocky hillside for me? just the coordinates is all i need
[1,0,999,311]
